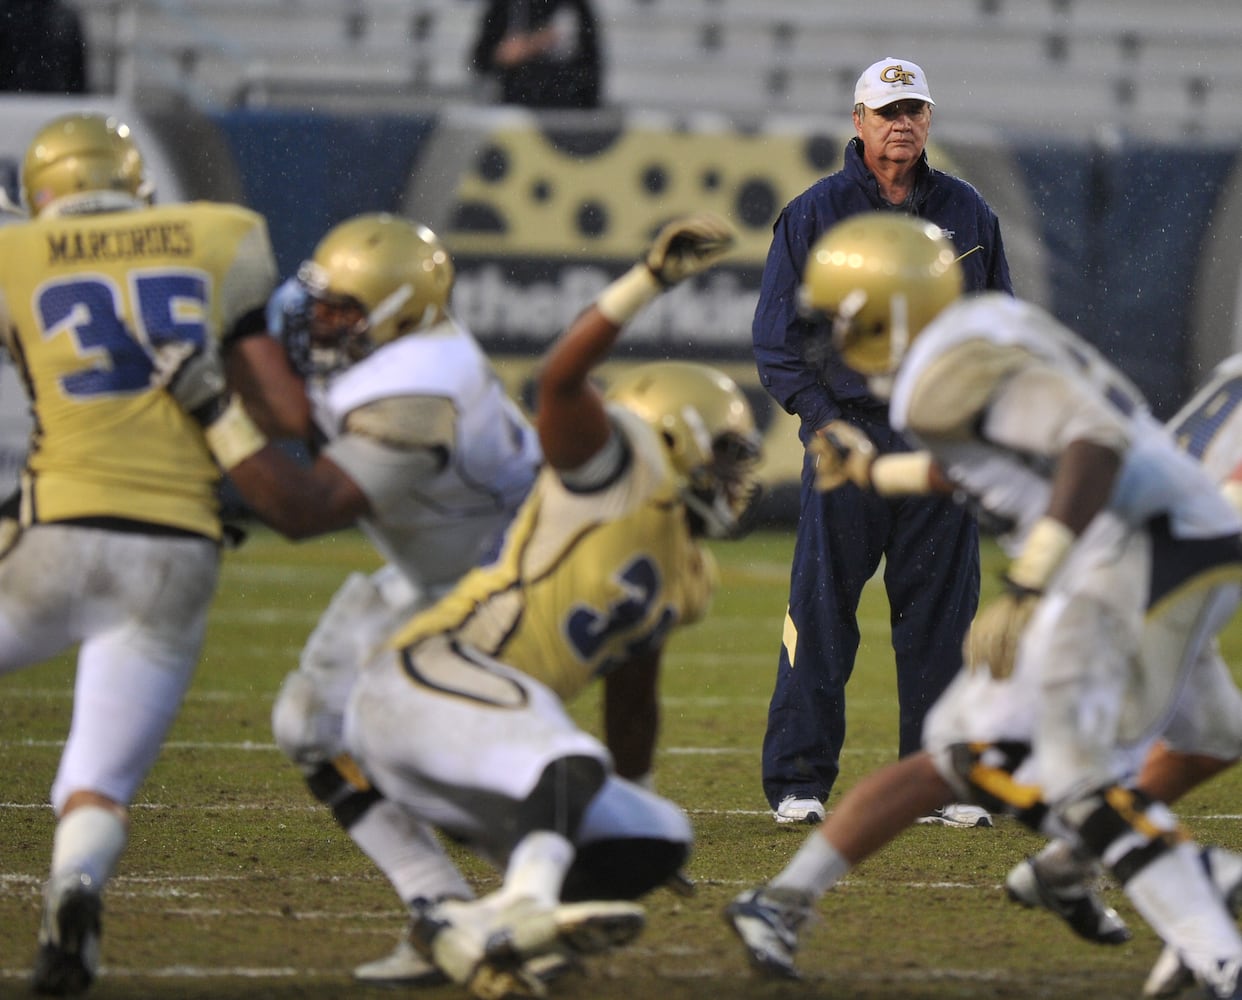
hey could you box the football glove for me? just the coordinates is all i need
[151,339,228,423]
[597,213,736,324]
[965,517,1075,679]
[644,212,736,286]
[964,586,1040,680]
[808,420,876,491]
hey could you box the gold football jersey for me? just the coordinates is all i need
[390,407,716,701]
[0,202,276,539]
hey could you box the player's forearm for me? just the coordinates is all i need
[535,306,617,471]
[539,305,624,403]
[537,266,661,470]
[225,336,310,440]
[1045,438,1121,535]
[226,448,364,540]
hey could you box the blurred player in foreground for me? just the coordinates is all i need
[337,212,758,998]
[0,111,278,995]
[1005,352,1242,997]
[171,212,759,998]
[249,213,543,984]
[212,213,714,988]
[725,213,1242,1000]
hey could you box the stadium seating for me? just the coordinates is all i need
[70,0,1242,141]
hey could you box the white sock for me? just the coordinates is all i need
[1204,845,1242,900]
[501,831,575,907]
[1124,840,1242,979]
[51,805,127,889]
[770,832,850,898]
[348,798,472,904]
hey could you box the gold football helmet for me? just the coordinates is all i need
[287,213,454,377]
[607,361,763,538]
[22,112,151,218]
[800,213,963,383]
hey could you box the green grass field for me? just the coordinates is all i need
[3,527,1242,999]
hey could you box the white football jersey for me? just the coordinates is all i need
[1166,352,1242,485]
[308,318,540,593]
[890,293,1241,550]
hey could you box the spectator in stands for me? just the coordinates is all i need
[470,0,601,110]
[753,56,1012,828]
[0,0,87,94]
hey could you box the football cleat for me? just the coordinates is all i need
[1005,856,1131,945]
[353,933,447,986]
[1144,847,1242,998]
[1143,945,1192,999]
[1200,959,1242,1000]
[545,900,646,957]
[725,885,815,979]
[31,871,103,996]
[773,796,825,826]
[410,895,644,1000]
[916,803,994,828]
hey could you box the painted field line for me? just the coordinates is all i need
[0,962,1098,991]
[0,871,1023,895]
[0,966,309,981]
[8,794,1242,819]
[0,873,377,886]
[0,737,885,758]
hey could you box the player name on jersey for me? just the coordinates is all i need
[45,220,194,265]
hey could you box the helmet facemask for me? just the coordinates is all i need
[607,361,764,540]
[283,214,454,380]
[683,429,764,539]
[285,261,377,379]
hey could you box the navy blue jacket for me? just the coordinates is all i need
[753,137,1012,441]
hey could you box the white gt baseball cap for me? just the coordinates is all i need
[854,57,935,109]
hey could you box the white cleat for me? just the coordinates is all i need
[31,871,103,997]
[916,803,994,828]
[1005,856,1131,945]
[773,796,825,826]
[725,885,815,979]
[353,933,447,986]
[1142,944,1192,998]
[352,930,576,988]
[411,895,644,1000]
[1143,847,1242,997]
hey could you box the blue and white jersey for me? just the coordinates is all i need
[308,316,541,595]
[890,293,1241,552]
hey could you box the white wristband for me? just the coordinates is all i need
[1223,479,1242,516]
[871,453,934,496]
[1008,516,1075,592]
[204,396,268,471]
[596,264,661,325]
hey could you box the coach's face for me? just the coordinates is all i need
[853,99,931,169]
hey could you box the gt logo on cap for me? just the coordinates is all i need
[880,65,917,86]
